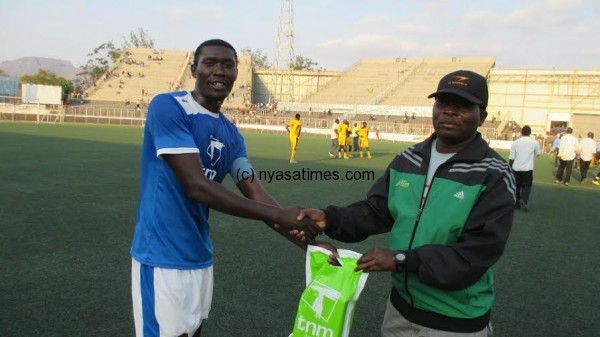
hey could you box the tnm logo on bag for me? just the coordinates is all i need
[304,281,341,321]
[295,280,341,336]
[291,246,369,337]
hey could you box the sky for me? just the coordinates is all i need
[1,0,599,71]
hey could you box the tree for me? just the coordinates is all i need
[0,69,7,77]
[241,47,272,69]
[21,70,73,104]
[78,41,122,88]
[122,27,155,48]
[79,28,155,89]
[289,55,319,71]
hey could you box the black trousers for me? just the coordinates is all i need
[556,159,574,183]
[513,170,533,204]
[579,159,591,181]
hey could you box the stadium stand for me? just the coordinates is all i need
[379,57,496,106]
[301,57,495,107]
[302,58,421,105]
[86,48,191,104]
[3,48,598,142]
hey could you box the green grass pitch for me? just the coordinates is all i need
[0,122,598,336]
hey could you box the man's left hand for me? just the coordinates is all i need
[355,247,396,272]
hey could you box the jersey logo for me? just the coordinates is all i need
[454,191,465,199]
[207,136,224,166]
[395,179,410,188]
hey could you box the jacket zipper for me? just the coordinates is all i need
[403,176,431,309]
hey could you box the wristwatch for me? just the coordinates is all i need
[394,250,407,273]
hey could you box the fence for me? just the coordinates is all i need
[0,98,146,126]
[227,113,498,141]
[0,100,500,144]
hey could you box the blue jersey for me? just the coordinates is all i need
[553,138,561,149]
[131,91,247,269]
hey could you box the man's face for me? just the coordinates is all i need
[432,93,486,146]
[191,45,238,102]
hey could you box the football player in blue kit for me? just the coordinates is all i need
[130,39,320,337]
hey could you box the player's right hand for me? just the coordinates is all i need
[296,208,327,231]
[275,207,322,240]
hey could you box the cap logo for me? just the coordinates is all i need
[448,75,469,86]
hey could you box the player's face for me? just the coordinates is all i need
[432,93,485,147]
[192,45,238,106]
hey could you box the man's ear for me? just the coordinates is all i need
[479,110,488,126]
[190,64,197,78]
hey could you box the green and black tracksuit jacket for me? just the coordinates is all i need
[323,132,516,332]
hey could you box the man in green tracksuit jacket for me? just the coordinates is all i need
[304,70,515,336]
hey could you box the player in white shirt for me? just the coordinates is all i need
[555,127,580,186]
[578,132,597,183]
[328,118,339,157]
[509,126,541,211]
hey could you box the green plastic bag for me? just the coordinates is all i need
[290,245,369,337]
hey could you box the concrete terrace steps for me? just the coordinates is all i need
[302,58,421,105]
[87,48,191,104]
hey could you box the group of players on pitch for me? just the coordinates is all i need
[286,114,372,164]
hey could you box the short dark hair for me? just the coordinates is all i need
[193,39,238,68]
[566,127,573,134]
[521,125,532,136]
[588,132,594,138]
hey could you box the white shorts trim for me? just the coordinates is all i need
[132,258,213,337]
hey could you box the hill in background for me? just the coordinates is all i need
[0,57,80,80]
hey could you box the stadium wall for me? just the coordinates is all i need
[254,67,600,137]
[488,69,600,136]
[252,69,340,103]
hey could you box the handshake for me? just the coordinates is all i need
[272,207,398,273]
[272,207,327,245]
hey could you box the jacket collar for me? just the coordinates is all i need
[410,132,489,163]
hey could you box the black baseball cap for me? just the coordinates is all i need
[428,70,488,111]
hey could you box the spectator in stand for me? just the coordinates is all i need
[509,125,541,212]
[578,132,597,183]
[555,127,580,186]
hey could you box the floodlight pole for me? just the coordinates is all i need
[272,0,294,103]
